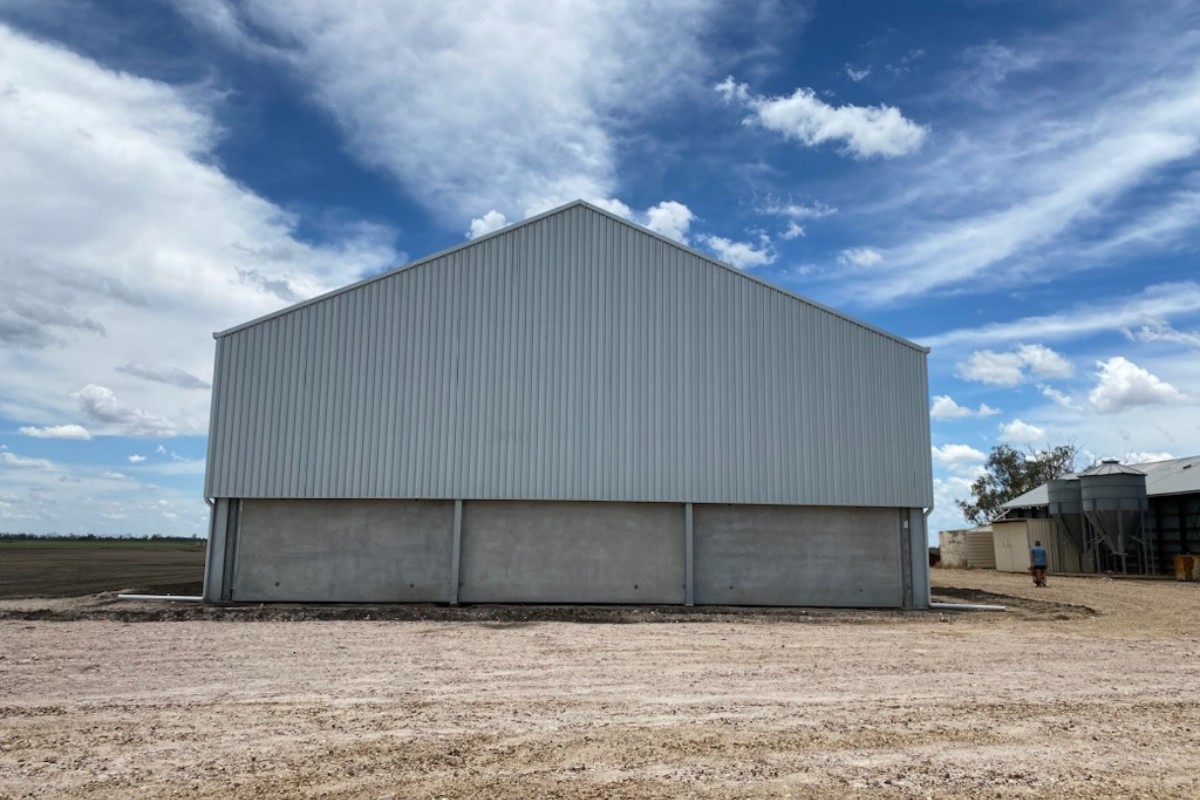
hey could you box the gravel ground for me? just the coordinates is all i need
[2,570,1199,798]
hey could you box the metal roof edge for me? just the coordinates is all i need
[214,199,929,353]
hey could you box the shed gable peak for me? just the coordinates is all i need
[214,199,926,353]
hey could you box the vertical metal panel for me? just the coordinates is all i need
[206,203,933,507]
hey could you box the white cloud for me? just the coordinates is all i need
[1089,356,1185,413]
[838,247,883,268]
[697,234,775,269]
[643,201,695,243]
[0,24,398,437]
[1015,344,1074,379]
[960,352,1026,385]
[1123,321,1200,348]
[999,418,1047,444]
[1,451,59,471]
[930,395,1000,420]
[587,198,696,243]
[761,200,837,220]
[72,385,178,438]
[780,222,806,240]
[127,455,147,464]
[18,424,92,440]
[845,64,871,82]
[466,210,508,240]
[931,443,986,468]
[102,471,127,480]
[716,77,927,158]
[956,344,1073,386]
[1039,385,1079,410]
[181,1,719,223]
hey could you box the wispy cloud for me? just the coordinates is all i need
[838,247,882,268]
[179,1,721,224]
[1039,385,1079,410]
[760,200,837,220]
[116,363,211,391]
[830,6,1200,306]
[697,233,775,269]
[845,64,871,82]
[925,283,1200,349]
[0,451,60,472]
[1123,321,1200,348]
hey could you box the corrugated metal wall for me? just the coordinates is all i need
[205,203,933,507]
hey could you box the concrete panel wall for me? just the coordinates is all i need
[220,498,921,607]
[459,501,685,603]
[231,499,454,602]
[693,505,903,607]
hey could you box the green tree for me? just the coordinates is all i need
[956,444,1078,526]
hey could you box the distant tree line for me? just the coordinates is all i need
[0,532,202,542]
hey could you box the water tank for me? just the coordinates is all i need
[1047,477,1084,551]
[1080,460,1147,554]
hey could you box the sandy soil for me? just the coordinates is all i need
[2,570,1199,798]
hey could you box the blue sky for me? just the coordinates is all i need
[1,0,1198,539]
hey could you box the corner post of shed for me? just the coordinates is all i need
[449,499,463,605]
[684,502,695,606]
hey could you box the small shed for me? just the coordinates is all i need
[991,518,1084,574]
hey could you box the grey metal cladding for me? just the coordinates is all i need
[205,202,934,507]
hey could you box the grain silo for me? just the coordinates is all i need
[202,201,934,607]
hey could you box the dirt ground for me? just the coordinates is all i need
[2,570,1199,799]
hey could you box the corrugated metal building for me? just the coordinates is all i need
[203,201,934,607]
[1000,455,1200,574]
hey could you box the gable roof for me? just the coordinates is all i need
[214,199,928,353]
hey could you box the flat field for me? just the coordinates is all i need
[2,562,1199,798]
[0,539,206,599]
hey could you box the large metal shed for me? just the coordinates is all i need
[202,201,934,607]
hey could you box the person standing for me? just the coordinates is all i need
[1030,540,1048,587]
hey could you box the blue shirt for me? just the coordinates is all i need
[1030,545,1048,568]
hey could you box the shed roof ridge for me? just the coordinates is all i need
[213,199,928,353]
